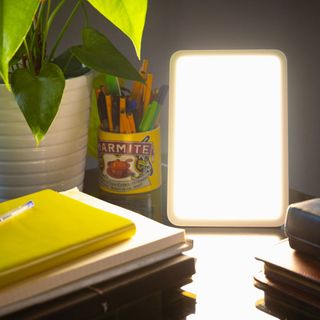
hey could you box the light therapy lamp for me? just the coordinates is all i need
[167,50,288,227]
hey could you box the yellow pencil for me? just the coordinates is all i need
[140,59,149,79]
[124,115,132,133]
[143,73,153,114]
[120,113,131,133]
[119,97,126,133]
[127,113,136,133]
[105,94,113,132]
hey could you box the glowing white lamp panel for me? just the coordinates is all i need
[168,50,288,226]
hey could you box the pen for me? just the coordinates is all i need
[149,85,168,129]
[105,75,121,96]
[155,85,169,105]
[127,99,138,130]
[97,89,108,130]
[138,101,159,132]
[0,200,34,223]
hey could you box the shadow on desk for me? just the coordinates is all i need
[84,167,315,229]
[83,167,317,320]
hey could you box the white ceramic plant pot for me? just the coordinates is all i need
[0,72,92,201]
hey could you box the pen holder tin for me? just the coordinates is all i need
[98,127,161,194]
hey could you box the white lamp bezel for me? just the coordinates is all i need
[167,49,288,227]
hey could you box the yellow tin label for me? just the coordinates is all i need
[98,127,161,194]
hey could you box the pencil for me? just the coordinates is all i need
[105,94,114,132]
[143,73,153,114]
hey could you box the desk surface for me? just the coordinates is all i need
[83,168,313,320]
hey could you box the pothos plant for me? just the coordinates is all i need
[0,0,147,145]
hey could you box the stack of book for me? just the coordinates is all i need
[254,238,320,320]
[0,188,196,319]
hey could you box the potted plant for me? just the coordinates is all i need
[0,0,147,200]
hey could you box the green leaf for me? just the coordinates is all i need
[53,49,90,78]
[87,73,110,158]
[87,0,147,59]
[9,43,25,67]
[0,0,39,89]
[11,63,65,145]
[71,27,143,82]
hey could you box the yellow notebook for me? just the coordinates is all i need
[0,189,136,288]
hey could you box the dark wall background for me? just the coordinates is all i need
[54,0,320,197]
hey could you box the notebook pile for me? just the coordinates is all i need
[254,238,320,320]
[0,188,196,319]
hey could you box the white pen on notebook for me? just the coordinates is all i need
[0,201,34,223]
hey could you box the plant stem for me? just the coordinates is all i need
[48,0,83,62]
[47,0,67,31]
[81,1,89,27]
[23,39,35,74]
[41,0,51,65]
[30,1,45,52]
